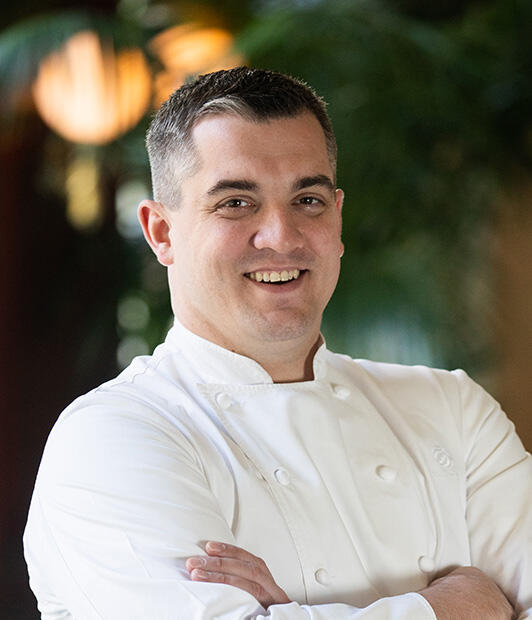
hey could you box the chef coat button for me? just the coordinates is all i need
[314,568,331,585]
[418,555,436,574]
[216,392,235,410]
[274,468,290,486]
[376,465,397,482]
[331,384,351,399]
[433,446,453,469]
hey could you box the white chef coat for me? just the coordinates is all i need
[24,320,532,619]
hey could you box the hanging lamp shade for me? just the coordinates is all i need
[151,24,234,73]
[33,30,152,145]
[149,24,244,106]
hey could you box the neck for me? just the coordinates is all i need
[176,315,322,383]
[244,335,323,383]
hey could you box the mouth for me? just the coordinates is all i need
[244,269,304,284]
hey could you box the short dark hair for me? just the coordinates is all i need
[146,66,337,207]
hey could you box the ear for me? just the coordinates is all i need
[335,188,345,257]
[335,188,344,221]
[137,200,174,266]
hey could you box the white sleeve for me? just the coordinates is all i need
[455,370,532,618]
[24,404,436,620]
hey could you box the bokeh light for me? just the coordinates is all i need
[33,30,152,145]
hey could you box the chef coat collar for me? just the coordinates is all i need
[165,318,329,386]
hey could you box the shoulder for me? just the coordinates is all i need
[58,336,195,430]
[37,341,205,488]
[325,349,497,433]
[326,348,469,396]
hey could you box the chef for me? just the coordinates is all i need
[24,67,530,619]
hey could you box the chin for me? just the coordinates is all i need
[246,311,317,343]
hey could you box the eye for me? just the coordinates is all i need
[299,196,320,205]
[295,195,327,214]
[214,196,256,219]
[220,198,252,209]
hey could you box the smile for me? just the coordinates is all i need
[246,269,301,283]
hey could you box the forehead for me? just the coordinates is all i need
[188,112,333,184]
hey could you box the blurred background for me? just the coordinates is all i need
[1,0,531,616]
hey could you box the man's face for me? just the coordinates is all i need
[164,112,344,356]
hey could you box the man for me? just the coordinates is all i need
[24,67,530,619]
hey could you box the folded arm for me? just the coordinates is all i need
[188,543,514,620]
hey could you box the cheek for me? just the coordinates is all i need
[308,222,343,258]
[192,235,243,287]
[210,222,253,266]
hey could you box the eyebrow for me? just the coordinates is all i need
[206,179,258,196]
[293,175,335,193]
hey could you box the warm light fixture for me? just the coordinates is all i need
[65,149,102,230]
[33,30,152,145]
[149,24,244,106]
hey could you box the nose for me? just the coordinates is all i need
[251,205,304,254]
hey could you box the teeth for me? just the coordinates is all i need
[248,269,301,282]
